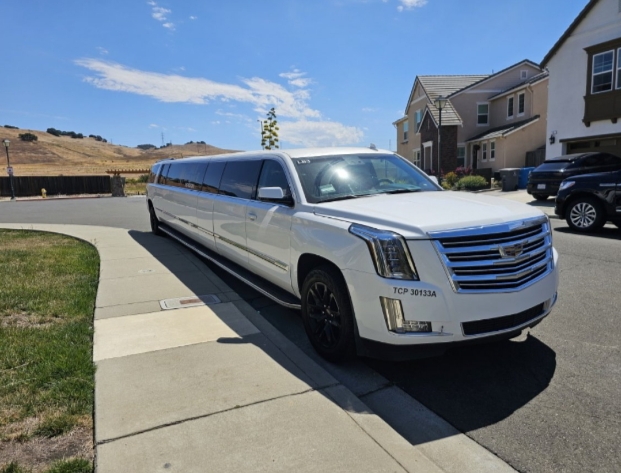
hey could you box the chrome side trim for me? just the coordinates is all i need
[215,234,289,271]
[159,226,301,310]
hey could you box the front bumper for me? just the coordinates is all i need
[343,246,559,358]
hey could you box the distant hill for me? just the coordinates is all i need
[0,126,239,176]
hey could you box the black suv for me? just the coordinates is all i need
[527,152,621,201]
[555,170,621,232]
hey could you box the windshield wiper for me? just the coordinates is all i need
[317,195,360,203]
[382,188,422,194]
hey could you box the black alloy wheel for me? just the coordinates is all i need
[301,266,355,362]
[532,194,548,201]
[566,197,605,232]
[149,204,162,236]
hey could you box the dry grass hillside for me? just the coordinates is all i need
[0,126,239,176]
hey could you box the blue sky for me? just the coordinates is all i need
[3,0,587,151]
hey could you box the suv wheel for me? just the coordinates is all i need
[532,194,548,201]
[566,197,605,232]
[149,204,162,236]
[301,266,355,362]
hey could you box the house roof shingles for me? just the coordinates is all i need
[466,115,541,142]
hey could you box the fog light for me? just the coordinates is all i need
[380,297,432,333]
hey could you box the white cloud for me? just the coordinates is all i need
[97,47,109,55]
[361,107,377,112]
[189,15,197,20]
[76,59,362,147]
[397,0,427,11]
[279,69,312,88]
[279,120,364,147]
[149,2,175,29]
[149,123,159,128]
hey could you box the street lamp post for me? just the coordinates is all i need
[434,96,447,178]
[3,139,16,200]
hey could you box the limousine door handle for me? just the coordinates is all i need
[248,212,257,221]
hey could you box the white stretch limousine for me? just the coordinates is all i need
[146,147,559,361]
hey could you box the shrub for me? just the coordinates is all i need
[47,127,62,137]
[455,166,473,178]
[18,132,38,142]
[4,125,18,129]
[137,174,149,183]
[444,171,459,188]
[137,144,156,150]
[456,175,489,191]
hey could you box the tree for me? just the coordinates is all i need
[261,107,280,150]
[18,132,38,142]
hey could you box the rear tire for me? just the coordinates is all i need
[532,194,548,201]
[149,203,162,236]
[301,266,355,363]
[566,197,605,232]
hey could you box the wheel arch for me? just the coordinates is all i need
[296,253,343,295]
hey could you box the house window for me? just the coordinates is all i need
[403,120,409,142]
[457,146,465,167]
[518,93,525,115]
[592,50,614,93]
[415,109,422,130]
[482,142,487,161]
[520,70,528,80]
[617,48,621,89]
[477,103,489,125]
[413,149,421,167]
[507,97,514,119]
[490,141,496,161]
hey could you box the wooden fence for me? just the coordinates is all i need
[525,147,546,168]
[0,176,111,197]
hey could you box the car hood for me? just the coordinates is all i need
[313,191,544,239]
[563,170,619,182]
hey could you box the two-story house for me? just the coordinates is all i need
[394,60,548,174]
[542,0,621,159]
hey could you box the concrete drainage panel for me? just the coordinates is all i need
[159,294,222,310]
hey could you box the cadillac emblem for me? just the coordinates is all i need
[499,243,524,258]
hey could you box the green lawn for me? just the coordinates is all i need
[0,230,99,473]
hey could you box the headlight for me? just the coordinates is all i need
[349,224,418,280]
[559,181,575,191]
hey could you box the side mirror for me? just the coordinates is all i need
[257,187,293,205]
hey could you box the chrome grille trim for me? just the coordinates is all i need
[428,216,554,293]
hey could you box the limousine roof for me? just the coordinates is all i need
[157,146,391,163]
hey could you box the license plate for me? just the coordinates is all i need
[537,184,546,190]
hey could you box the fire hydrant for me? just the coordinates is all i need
[41,188,47,198]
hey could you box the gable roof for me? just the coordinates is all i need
[541,0,600,68]
[404,75,487,116]
[466,115,541,142]
[487,71,549,100]
[415,101,463,132]
[447,59,542,99]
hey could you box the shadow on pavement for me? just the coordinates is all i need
[127,228,557,447]
[554,225,621,241]
[366,334,556,433]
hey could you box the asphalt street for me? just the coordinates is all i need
[1,195,619,473]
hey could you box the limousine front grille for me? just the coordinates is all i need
[428,217,554,293]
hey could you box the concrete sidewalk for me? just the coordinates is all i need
[0,223,516,473]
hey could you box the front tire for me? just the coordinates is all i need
[149,203,163,236]
[566,197,605,232]
[532,194,548,201]
[301,266,355,362]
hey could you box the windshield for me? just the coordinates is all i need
[291,153,440,203]
[536,161,572,172]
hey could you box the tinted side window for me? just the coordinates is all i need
[167,163,183,187]
[603,154,621,166]
[179,162,204,189]
[583,155,603,167]
[219,160,263,199]
[202,161,225,194]
[159,163,171,185]
[257,160,291,195]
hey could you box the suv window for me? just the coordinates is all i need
[583,155,603,167]
[158,163,170,185]
[219,160,263,199]
[148,164,161,183]
[202,161,226,194]
[167,163,183,188]
[257,160,291,197]
[179,162,205,189]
